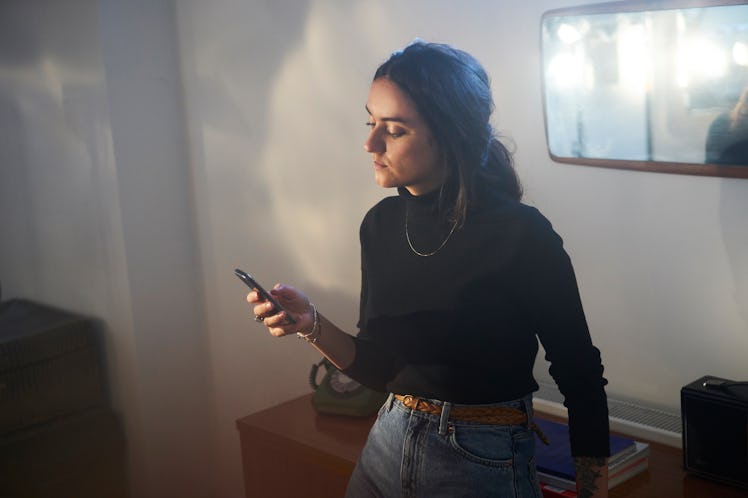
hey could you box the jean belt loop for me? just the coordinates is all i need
[439,401,452,436]
[522,395,533,429]
[385,392,394,411]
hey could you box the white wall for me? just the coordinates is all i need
[1,1,747,497]
[0,1,214,497]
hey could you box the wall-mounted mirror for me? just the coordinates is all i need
[542,0,748,178]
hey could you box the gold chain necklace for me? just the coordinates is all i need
[404,204,458,257]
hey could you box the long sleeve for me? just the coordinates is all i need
[522,209,609,457]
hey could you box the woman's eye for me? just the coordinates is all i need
[365,121,404,138]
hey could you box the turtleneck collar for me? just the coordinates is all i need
[397,186,443,223]
[399,182,518,217]
[397,187,439,217]
[397,186,440,200]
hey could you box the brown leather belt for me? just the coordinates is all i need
[394,394,549,444]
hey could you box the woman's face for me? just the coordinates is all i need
[364,78,444,195]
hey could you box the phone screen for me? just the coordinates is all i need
[234,268,296,324]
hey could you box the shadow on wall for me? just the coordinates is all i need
[182,2,383,295]
[0,3,46,294]
[180,1,313,279]
[0,93,37,289]
[0,0,114,305]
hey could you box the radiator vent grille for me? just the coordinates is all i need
[535,381,682,447]
[607,397,682,433]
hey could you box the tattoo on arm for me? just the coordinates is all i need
[574,456,606,498]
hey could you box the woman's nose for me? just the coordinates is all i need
[364,130,384,153]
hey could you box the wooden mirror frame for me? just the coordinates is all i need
[541,0,748,178]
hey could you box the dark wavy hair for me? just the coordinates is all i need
[374,41,522,226]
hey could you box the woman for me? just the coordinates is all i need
[249,41,610,498]
[705,85,748,166]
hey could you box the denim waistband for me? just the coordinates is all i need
[386,393,534,436]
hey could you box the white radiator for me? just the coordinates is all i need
[533,380,682,448]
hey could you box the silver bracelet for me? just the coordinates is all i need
[296,303,320,344]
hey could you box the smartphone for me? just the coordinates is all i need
[234,268,296,324]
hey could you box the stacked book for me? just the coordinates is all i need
[534,418,649,498]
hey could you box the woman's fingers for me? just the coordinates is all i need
[252,300,274,317]
[248,299,296,336]
[271,285,309,314]
[245,284,311,337]
[246,290,261,304]
[263,317,285,336]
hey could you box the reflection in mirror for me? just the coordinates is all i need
[542,1,748,178]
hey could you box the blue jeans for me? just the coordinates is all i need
[345,394,542,498]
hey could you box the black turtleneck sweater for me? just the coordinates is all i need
[343,186,610,457]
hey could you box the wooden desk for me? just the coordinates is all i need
[237,393,748,498]
[236,394,372,498]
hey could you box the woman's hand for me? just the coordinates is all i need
[248,284,357,370]
[247,284,314,337]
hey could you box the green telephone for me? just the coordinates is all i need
[309,358,388,417]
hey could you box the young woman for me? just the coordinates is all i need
[705,85,748,165]
[249,41,610,498]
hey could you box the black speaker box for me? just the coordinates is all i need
[681,375,748,490]
[0,408,129,498]
[0,299,108,434]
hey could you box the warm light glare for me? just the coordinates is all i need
[557,23,582,44]
[677,37,728,87]
[547,53,584,88]
[733,41,748,66]
[618,23,650,92]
